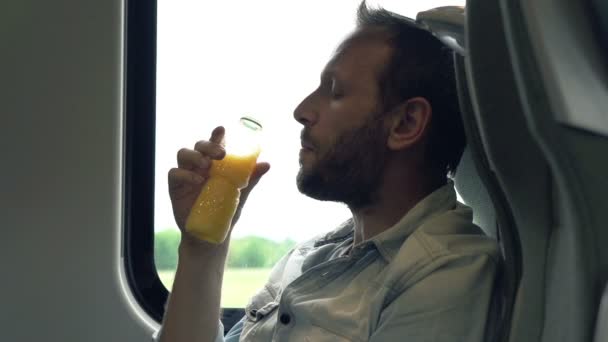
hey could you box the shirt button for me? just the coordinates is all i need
[279,313,291,325]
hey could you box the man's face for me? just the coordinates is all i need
[293,29,394,209]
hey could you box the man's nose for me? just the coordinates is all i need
[293,92,318,127]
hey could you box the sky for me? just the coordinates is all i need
[155,0,466,242]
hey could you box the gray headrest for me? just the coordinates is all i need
[453,147,497,238]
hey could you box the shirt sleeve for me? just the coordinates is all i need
[369,253,497,342]
[224,316,246,342]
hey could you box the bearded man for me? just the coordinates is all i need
[157,3,498,342]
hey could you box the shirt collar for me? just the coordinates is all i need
[313,219,354,248]
[314,180,458,261]
[371,180,458,261]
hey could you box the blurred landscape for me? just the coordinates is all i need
[155,229,296,307]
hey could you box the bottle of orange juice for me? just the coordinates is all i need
[185,117,263,243]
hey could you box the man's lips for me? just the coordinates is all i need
[300,130,316,151]
[301,140,315,151]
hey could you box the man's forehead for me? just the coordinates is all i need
[323,27,394,78]
[347,26,392,45]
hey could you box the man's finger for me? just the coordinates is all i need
[168,167,205,188]
[193,141,226,160]
[177,148,211,170]
[241,162,271,200]
[210,126,225,146]
[250,162,271,183]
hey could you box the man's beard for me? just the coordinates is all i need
[296,115,389,209]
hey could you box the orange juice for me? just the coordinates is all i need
[185,117,263,244]
[185,152,259,243]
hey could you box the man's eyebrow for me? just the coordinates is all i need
[320,70,335,81]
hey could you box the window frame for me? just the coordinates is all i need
[122,0,245,329]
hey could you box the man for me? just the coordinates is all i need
[158,2,498,341]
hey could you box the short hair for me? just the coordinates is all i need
[356,1,466,178]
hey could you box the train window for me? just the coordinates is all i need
[152,0,360,309]
[124,0,466,324]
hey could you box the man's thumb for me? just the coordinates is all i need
[246,162,271,191]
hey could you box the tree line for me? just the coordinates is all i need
[154,229,297,270]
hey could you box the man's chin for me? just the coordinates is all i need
[296,169,332,201]
[296,169,315,196]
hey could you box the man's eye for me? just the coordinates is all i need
[331,81,343,98]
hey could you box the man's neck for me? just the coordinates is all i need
[349,166,445,246]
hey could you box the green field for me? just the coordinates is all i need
[158,268,272,308]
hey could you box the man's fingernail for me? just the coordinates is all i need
[193,175,204,183]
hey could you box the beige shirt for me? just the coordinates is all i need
[153,181,499,341]
[229,181,500,341]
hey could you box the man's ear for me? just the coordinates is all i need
[386,97,432,151]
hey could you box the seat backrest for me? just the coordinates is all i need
[453,146,504,342]
[452,49,522,342]
[416,8,514,340]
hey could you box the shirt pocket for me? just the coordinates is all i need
[244,284,280,323]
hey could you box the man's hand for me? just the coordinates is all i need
[158,126,270,342]
[168,126,270,245]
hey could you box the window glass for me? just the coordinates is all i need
[154,0,465,308]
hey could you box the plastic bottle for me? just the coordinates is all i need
[185,117,262,243]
